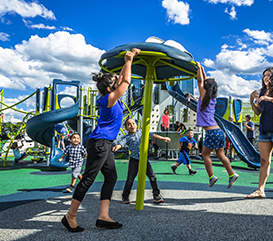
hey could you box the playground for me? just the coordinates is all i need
[1,38,273,240]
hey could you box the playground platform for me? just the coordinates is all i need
[1,157,273,241]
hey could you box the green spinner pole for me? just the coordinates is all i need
[135,64,154,210]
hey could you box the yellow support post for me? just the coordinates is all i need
[135,65,154,210]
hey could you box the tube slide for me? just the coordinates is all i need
[26,102,79,169]
[166,83,260,169]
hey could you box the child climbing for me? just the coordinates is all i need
[10,139,28,163]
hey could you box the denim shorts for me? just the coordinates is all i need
[203,128,225,150]
[71,165,82,178]
[258,132,273,142]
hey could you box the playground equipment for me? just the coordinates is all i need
[0,89,38,167]
[166,82,260,169]
[99,40,197,210]
[26,79,82,169]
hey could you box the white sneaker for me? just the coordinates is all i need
[209,176,218,187]
[228,173,239,188]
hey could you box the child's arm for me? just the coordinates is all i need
[107,48,140,108]
[196,61,206,100]
[152,134,171,143]
[84,153,88,158]
[194,143,198,149]
[58,153,66,162]
[112,144,122,152]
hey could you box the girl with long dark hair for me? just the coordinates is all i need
[246,67,273,198]
[196,61,239,188]
[61,48,140,232]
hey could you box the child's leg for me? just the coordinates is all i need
[215,148,234,176]
[71,177,77,187]
[186,164,191,170]
[146,160,159,196]
[122,158,139,198]
[61,140,65,150]
[19,153,28,163]
[202,146,214,177]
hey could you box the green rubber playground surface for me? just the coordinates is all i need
[0,155,271,197]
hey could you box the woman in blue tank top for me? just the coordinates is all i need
[61,48,141,232]
[246,67,273,199]
[196,62,239,189]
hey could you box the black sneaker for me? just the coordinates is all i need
[154,194,164,203]
[65,185,74,193]
[122,196,131,204]
[171,166,177,174]
[189,170,197,175]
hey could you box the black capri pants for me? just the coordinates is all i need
[73,138,117,202]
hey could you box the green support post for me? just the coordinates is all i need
[135,65,154,210]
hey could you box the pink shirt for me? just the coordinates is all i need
[162,114,171,128]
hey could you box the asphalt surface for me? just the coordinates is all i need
[1,181,273,241]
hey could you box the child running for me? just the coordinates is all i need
[11,139,28,163]
[61,48,140,232]
[58,133,87,193]
[171,129,198,175]
[113,118,171,204]
[196,61,239,188]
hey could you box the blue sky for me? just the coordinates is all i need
[1,0,273,122]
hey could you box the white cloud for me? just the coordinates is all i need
[205,0,254,6]
[61,26,73,31]
[224,6,236,19]
[162,0,190,25]
[243,28,272,42]
[0,31,105,91]
[202,29,273,100]
[0,0,56,19]
[27,22,56,30]
[206,69,260,101]
[0,32,9,41]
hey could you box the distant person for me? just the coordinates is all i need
[10,140,28,163]
[246,67,273,199]
[113,118,171,204]
[196,61,239,188]
[55,124,68,150]
[0,113,4,122]
[61,48,140,232]
[58,133,87,193]
[185,93,196,105]
[225,116,234,159]
[174,121,186,134]
[161,109,173,131]
[171,129,198,175]
[244,114,255,145]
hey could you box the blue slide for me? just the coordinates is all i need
[166,83,260,169]
[26,80,80,169]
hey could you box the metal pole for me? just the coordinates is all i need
[78,85,84,144]
[135,65,154,210]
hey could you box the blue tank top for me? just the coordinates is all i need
[259,89,273,134]
[89,94,123,140]
[196,97,217,127]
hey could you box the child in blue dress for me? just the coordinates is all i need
[171,129,198,175]
[61,48,140,232]
[196,61,239,188]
